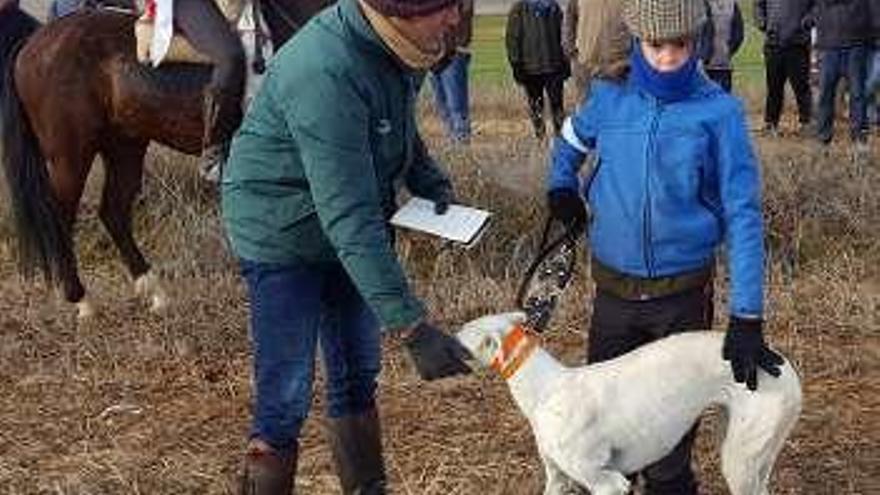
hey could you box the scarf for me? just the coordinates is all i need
[359,0,446,70]
[629,40,700,103]
[524,0,559,16]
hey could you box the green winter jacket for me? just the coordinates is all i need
[221,0,452,330]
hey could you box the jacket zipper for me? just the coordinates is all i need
[643,103,663,278]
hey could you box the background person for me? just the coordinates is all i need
[506,0,570,140]
[429,0,473,144]
[546,0,783,493]
[221,0,472,493]
[755,0,815,136]
[698,0,744,92]
[568,0,630,102]
[812,0,872,153]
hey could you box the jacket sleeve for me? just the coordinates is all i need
[404,132,454,204]
[547,89,601,193]
[280,69,425,330]
[506,3,524,67]
[714,102,765,318]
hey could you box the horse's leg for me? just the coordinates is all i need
[98,139,168,313]
[48,152,96,318]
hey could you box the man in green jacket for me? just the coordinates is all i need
[221,0,470,492]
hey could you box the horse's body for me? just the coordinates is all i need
[0,0,331,316]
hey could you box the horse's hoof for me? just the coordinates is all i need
[135,272,170,314]
[76,298,97,319]
[149,291,170,313]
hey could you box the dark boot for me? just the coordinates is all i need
[201,87,243,181]
[326,408,387,495]
[239,440,296,495]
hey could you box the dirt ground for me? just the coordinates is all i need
[2,6,879,490]
[1,102,879,494]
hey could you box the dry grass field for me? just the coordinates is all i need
[0,78,878,494]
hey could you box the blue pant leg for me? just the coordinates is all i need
[319,264,382,419]
[444,53,472,141]
[845,45,869,141]
[240,259,322,457]
[816,49,844,144]
[868,50,880,126]
[868,50,880,95]
[430,71,452,133]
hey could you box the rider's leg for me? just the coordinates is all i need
[173,0,246,178]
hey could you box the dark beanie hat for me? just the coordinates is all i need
[362,0,459,18]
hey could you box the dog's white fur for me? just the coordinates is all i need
[457,312,802,495]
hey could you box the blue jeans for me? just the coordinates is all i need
[816,45,869,143]
[867,49,880,126]
[240,260,381,457]
[430,52,471,142]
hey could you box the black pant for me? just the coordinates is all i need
[588,285,714,495]
[763,43,812,126]
[521,72,566,138]
[174,0,246,140]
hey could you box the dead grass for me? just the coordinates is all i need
[0,86,878,494]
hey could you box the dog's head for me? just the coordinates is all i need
[456,312,528,369]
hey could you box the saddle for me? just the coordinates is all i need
[134,0,247,65]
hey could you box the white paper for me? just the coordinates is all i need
[150,0,174,66]
[390,197,491,247]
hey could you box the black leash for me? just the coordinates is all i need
[251,0,267,74]
[516,217,580,333]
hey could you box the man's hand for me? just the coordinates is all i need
[401,322,471,380]
[433,189,455,215]
[547,188,587,234]
[722,316,784,391]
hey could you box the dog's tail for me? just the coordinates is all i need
[719,364,802,494]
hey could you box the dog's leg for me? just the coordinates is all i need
[579,469,630,495]
[540,450,569,495]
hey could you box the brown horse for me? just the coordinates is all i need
[0,0,331,317]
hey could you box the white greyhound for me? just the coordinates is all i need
[456,312,802,495]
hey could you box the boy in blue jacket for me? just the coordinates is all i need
[546,0,784,493]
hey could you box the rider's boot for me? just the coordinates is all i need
[239,438,297,495]
[326,407,387,494]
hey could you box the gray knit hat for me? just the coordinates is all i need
[623,0,707,41]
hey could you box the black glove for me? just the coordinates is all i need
[433,195,451,215]
[403,322,472,380]
[722,316,784,391]
[547,188,587,234]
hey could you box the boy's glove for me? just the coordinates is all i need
[547,188,587,234]
[722,316,784,391]
[403,322,472,381]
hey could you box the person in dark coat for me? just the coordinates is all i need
[698,0,743,92]
[506,0,570,139]
[755,0,814,135]
[812,0,872,151]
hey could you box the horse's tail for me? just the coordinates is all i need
[0,14,72,283]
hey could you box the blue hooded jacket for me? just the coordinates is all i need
[548,67,764,318]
